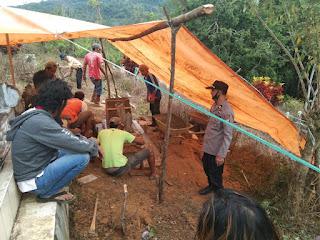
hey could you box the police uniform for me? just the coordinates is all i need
[202,99,234,191]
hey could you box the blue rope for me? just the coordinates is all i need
[59,35,320,173]
[132,73,320,174]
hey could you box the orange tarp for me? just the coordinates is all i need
[0,7,107,44]
[0,7,303,155]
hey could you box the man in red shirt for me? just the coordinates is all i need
[83,43,107,105]
[61,91,93,138]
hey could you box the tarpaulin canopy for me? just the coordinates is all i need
[0,7,303,155]
[0,7,107,44]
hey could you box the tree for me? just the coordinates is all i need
[168,0,319,217]
[167,0,298,96]
[88,0,102,24]
[245,0,320,216]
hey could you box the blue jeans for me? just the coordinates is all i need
[90,77,103,95]
[31,151,89,198]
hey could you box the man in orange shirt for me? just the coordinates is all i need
[61,91,93,138]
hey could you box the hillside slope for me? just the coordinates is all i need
[17,0,167,26]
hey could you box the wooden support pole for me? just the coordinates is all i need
[156,5,214,203]
[99,38,111,98]
[99,38,119,98]
[110,4,214,42]
[159,24,180,203]
[6,34,15,87]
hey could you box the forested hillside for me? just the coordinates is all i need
[16,0,314,99]
[17,0,167,26]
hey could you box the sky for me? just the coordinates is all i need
[0,0,46,7]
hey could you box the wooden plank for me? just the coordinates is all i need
[77,174,97,185]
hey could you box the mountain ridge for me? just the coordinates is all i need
[17,0,167,26]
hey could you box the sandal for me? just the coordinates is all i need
[36,191,75,204]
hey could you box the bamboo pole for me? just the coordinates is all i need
[6,34,15,87]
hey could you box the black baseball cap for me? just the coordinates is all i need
[205,80,229,94]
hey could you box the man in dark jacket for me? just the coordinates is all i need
[7,79,103,203]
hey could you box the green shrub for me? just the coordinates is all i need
[280,95,304,115]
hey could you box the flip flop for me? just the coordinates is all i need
[36,191,75,204]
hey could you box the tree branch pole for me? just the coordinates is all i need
[99,38,111,98]
[110,4,214,42]
[107,62,119,97]
[159,24,180,203]
[6,34,15,87]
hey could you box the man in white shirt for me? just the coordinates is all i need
[59,52,85,89]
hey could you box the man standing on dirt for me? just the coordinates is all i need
[98,117,157,180]
[139,64,161,127]
[199,80,234,195]
[59,53,84,89]
[83,43,107,105]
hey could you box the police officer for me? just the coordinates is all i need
[199,80,234,195]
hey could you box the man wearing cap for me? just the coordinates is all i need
[59,53,84,89]
[199,80,234,195]
[98,117,157,180]
[83,43,107,105]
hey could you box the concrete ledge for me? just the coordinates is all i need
[0,154,21,240]
[10,193,70,240]
[0,151,69,240]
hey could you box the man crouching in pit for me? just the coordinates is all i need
[98,117,157,180]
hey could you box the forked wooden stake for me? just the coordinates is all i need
[89,195,99,234]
